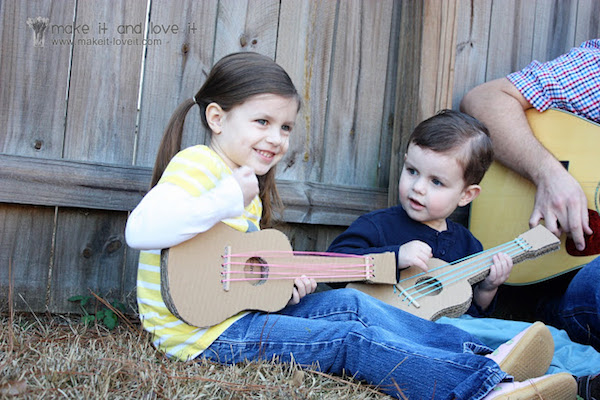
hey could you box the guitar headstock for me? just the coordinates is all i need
[514,225,560,263]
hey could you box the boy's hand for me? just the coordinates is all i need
[473,252,513,311]
[398,240,432,272]
[287,275,317,306]
[233,166,259,207]
[479,252,513,291]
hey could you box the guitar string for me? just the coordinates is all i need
[221,256,375,282]
[227,250,369,258]
[224,274,373,282]
[396,241,525,290]
[395,242,530,305]
[224,263,373,281]
[396,240,525,287]
[398,246,526,303]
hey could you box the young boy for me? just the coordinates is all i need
[327,109,512,315]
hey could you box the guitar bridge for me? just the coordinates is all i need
[394,284,421,308]
[221,245,231,291]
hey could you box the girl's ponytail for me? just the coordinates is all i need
[258,168,283,228]
[150,98,196,188]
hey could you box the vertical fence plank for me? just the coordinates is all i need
[451,0,492,108]
[322,0,394,188]
[276,0,337,183]
[214,0,280,61]
[0,0,73,157]
[418,0,459,118]
[575,0,600,45]
[531,0,577,62]
[135,0,219,168]
[377,0,402,190]
[388,0,423,206]
[0,205,55,311]
[62,0,146,164]
[485,0,536,80]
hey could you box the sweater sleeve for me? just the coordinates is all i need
[125,175,244,250]
[327,216,400,257]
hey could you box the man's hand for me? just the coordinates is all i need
[530,163,592,250]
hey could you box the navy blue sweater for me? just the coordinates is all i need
[327,205,493,316]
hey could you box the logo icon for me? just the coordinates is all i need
[26,16,50,48]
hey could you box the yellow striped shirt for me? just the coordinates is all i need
[136,145,261,360]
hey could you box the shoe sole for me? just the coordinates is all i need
[499,321,554,382]
[490,372,577,400]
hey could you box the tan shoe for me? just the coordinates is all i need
[486,321,554,381]
[484,372,577,400]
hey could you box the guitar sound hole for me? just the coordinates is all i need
[415,276,442,296]
[244,257,269,286]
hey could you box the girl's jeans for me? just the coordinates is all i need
[539,256,600,350]
[203,288,506,399]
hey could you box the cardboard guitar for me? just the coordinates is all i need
[469,108,600,285]
[160,223,397,327]
[161,223,558,327]
[348,224,560,321]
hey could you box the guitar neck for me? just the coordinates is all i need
[456,225,560,286]
[221,249,398,287]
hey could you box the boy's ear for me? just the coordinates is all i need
[458,184,481,207]
[205,102,224,134]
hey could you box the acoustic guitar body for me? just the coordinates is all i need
[469,109,600,285]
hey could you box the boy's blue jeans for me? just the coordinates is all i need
[203,288,506,399]
[539,256,600,350]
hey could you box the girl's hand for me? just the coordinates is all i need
[397,240,432,272]
[479,252,513,291]
[233,166,259,207]
[287,275,317,306]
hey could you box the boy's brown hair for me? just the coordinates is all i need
[408,109,493,185]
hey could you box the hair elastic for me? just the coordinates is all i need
[192,95,198,105]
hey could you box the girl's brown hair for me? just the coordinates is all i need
[408,109,493,185]
[150,52,301,228]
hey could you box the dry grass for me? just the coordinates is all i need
[0,310,391,399]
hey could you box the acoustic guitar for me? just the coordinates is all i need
[347,224,559,321]
[469,108,600,285]
[161,223,558,327]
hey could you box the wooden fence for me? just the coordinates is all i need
[1,0,598,314]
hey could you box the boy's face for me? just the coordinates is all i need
[398,143,480,231]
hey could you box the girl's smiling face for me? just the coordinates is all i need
[398,143,480,231]
[207,93,298,176]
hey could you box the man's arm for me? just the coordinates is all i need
[460,77,591,250]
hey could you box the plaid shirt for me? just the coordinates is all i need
[508,39,600,123]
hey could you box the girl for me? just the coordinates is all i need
[125,52,575,399]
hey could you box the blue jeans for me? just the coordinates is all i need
[203,288,506,399]
[538,256,600,350]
